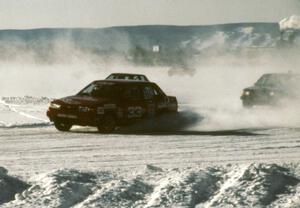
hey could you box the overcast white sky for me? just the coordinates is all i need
[0,0,299,29]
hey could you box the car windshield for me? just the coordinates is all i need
[255,74,287,88]
[255,74,300,89]
[78,82,118,98]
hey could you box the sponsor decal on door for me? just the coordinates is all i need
[128,106,143,118]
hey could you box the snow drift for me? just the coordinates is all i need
[1,164,300,208]
[0,167,29,205]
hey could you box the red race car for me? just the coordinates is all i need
[47,73,178,133]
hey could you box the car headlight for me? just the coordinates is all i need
[243,91,250,96]
[49,103,61,109]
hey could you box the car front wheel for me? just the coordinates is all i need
[242,100,253,108]
[54,121,72,131]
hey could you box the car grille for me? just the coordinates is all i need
[61,105,78,114]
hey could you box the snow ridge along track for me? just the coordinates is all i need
[1,164,300,207]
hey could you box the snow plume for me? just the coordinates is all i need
[279,15,300,31]
[117,110,202,133]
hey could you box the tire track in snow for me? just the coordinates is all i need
[1,127,300,177]
[0,98,48,123]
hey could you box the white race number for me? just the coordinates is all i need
[128,106,143,118]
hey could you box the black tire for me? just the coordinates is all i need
[242,100,253,108]
[54,121,72,132]
[169,106,178,113]
[97,115,116,133]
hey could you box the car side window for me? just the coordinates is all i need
[152,84,166,97]
[123,85,142,100]
[143,86,156,100]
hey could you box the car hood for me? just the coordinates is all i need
[243,86,260,91]
[53,95,111,107]
[243,85,279,91]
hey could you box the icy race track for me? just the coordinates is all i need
[0,97,300,207]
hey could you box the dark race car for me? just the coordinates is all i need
[47,77,178,133]
[241,73,300,107]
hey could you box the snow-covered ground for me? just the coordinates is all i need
[0,97,300,207]
[0,96,50,128]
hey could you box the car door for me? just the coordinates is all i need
[122,84,146,120]
[151,83,169,113]
[143,83,168,116]
[142,84,157,117]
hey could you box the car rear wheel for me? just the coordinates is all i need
[54,121,72,131]
[168,106,178,113]
[97,115,116,133]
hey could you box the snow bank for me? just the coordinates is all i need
[2,169,101,208]
[76,176,153,207]
[0,167,29,205]
[1,163,300,207]
[144,168,220,207]
[199,164,300,207]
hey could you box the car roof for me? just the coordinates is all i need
[261,73,300,80]
[262,73,300,76]
[105,73,149,81]
[109,73,146,76]
[93,79,155,85]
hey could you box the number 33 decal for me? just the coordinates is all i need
[128,106,142,118]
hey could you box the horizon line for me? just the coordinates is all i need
[0,21,278,31]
